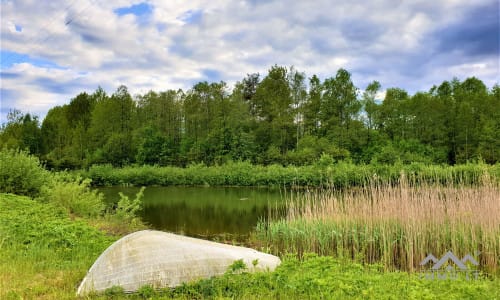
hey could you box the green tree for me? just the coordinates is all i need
[88,86,136,166]
[0,110,42,155]
[41,106,72,168]
[136,89,183,165]
[253,65,294,156]
[319,69,361,154]
[376,87,409,141]
[303,75,322,136]
[288,67,307,149]
[361,81,381,143]
[476,84,500,163]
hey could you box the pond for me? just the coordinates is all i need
[99,186,287,241]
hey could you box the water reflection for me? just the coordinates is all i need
[99,186,286,240]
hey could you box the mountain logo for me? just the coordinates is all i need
[419,251,480,280]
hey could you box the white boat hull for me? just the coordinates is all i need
[77,230,281,295]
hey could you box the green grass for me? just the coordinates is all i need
[0,193,116,299]
[79,161,500,187]
[89,254,500,299]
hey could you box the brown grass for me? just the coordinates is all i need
[257,173,500,273]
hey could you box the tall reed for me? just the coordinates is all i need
[256,173,500,274]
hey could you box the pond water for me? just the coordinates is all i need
[99,186,287,241]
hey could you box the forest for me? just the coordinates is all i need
[1,65,499,169]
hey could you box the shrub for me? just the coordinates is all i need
[114,186,145,224]
[41,173,105,217]
[0,148,49,197]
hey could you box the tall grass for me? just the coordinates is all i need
[255,174,500,274]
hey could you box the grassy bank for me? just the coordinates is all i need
[0,193,116,299]
[255,175,500,275]
[1,194,499,299]
[79,161,500,187]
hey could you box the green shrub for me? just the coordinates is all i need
[0,148,49,197]
[114,186,145,224]
[83,164,118,186]
[41,173,105,217]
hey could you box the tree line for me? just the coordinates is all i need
[1,65,498,169]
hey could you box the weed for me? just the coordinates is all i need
[137,284,156,298]
[227,259,247,274]
[104,285,125,297]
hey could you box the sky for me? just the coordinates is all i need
[1,0,499,124]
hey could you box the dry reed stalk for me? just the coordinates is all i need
[279,174,500,272]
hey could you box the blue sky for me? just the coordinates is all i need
[1,0,499,123]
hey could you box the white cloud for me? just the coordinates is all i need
[1,0,498,123]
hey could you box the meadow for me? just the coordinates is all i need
[1,149,499,299]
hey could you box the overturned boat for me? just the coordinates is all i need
[77,230,281,295]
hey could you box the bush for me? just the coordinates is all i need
[0,148,49,197]
[113,186,145,224]
[41,173,105,217]
[0,149,108,218]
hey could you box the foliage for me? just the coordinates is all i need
[79,161,500,187]
[41,173,105,217]
[0,148,49,197]
[114,186,145,224]
[0,110,42,155]
[227,259,247,274]
[136,285,157,298]
[104,286,126,297]
[0,149,145,231]
[162,254,500,300]
[2,68,498,169]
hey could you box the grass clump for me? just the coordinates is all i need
[255,174,500,275]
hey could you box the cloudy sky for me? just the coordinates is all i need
[1,0,498,123]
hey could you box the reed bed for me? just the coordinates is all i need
[256,174,500,274]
